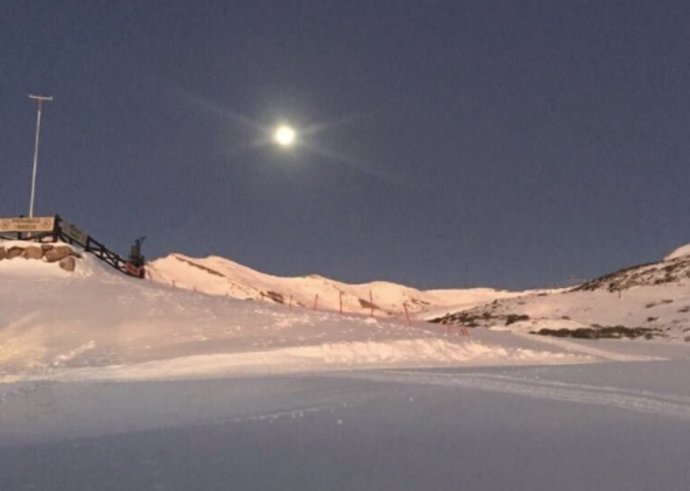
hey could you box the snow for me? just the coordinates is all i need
[431,251,690,341]
[2,361,690,490]
[0,246,596,381]
[3,241,690,490]
[147,252,527,319]
[480,286,690,339]
[665,243,690,260]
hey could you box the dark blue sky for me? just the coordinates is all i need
[2,1,689,289]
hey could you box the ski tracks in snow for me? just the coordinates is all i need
[339,369,690,421]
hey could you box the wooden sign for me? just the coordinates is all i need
[0,216,55,233]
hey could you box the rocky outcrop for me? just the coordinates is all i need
[6,247,23,259]
[573,254,690,293]
[43,245,76,263]
[23,246,44,260]
[59,256,76,272]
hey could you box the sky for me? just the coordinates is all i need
[2,1,689,290]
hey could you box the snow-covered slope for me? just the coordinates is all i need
[433,247,690,341]
[3,242,690,491]
[146,253,525,319]
[0,242,596,381]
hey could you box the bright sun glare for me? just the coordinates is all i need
[274,125,296,147]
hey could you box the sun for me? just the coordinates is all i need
[274,125,296,147]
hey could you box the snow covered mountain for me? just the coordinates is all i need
[146,253,526,319]
[432,244,690,341]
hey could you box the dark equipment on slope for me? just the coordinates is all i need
[126,236,146,278]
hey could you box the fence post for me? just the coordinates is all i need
[339,291,344,315]
[369,290,374,317]
[313,294,319,311]
[403,303,411,326]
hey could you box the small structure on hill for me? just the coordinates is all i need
[126,236,146,278]
[0,215,146,278]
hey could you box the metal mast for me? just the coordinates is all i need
[28,94,53,217]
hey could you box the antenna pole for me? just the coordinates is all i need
[28,94,53,218]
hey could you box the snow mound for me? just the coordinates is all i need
[5,337,593,383]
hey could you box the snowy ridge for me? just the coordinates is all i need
[573,248,690,292]
[433,249,690,341]
[146,252,526,318]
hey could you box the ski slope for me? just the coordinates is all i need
[0,242,596,382]
[2,241,688,382]
[3,240,690,490]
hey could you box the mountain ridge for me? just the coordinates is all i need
[431,247,690,341]
[146,252,528,319]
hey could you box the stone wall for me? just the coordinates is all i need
[0,243,82,272]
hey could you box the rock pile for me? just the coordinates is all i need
[0,243,81,272]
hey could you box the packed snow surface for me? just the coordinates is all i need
[3,359,690,490]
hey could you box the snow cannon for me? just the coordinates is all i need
[125,236,146,279]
